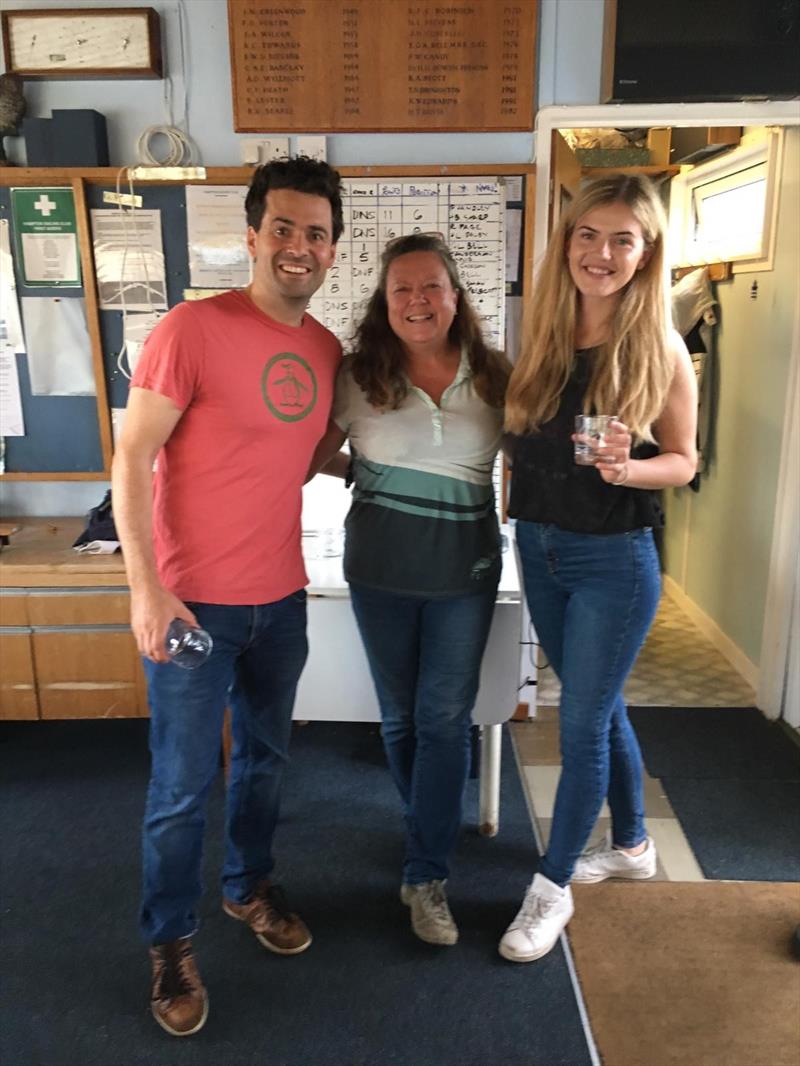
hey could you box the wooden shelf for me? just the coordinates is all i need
[674,262,732,282]
[581,165,682,178]
[0,163,535,188]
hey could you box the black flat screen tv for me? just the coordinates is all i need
[608,0,800,102]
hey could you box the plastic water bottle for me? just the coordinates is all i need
[165,618,213,669]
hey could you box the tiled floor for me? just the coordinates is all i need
[534,592,757,708]
[511,707,706,882]
[511,591,756,883]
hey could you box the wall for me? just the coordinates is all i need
[0,0,606,515]
[662,127,800,668]
[1,0,606,167]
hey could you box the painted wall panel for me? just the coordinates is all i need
[663,128,800,666]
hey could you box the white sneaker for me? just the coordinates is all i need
[400,880,459,946]
[572,835,657,884]
[498,873,574,963]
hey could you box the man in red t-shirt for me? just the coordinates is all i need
[112,158,343,1037]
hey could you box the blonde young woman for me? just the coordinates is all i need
[498,174,697,963]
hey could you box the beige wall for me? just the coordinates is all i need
[662,127,800,668]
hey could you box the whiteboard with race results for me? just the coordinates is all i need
[306,178,506,350]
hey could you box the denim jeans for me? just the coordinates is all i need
[515,521,661,887]
[349,582,497,884]
[140,592,308,944]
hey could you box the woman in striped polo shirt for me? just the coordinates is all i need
[308,233,510,947]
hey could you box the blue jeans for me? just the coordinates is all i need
[140,592,308,944]
[516,521,661,887]
[349,582,497,884]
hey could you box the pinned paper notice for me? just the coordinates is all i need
[21,296,95,396]
[0,347,25,436]
[123,310,167,375]
[186,186,249,289]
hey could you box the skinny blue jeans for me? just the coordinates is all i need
[349,582,497,884]
[140,593,308,945]
[516,521,661,887]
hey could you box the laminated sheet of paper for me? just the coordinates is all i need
[10,187,81,288]
[0,347,25,436]
[0,220,26,353]
[186,186,249,289]
[21,296,95,396]
[91,209,168,311]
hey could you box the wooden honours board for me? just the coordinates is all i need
[228,0,537,132]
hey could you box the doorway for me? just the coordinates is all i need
[531,102,800,722]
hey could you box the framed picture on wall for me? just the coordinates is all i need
[1,8,162,79]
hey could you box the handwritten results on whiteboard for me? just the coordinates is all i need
[307,179,506,350]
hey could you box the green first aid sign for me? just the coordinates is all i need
[10,187,82,287]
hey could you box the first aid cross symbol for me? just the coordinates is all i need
[34,195,57,217]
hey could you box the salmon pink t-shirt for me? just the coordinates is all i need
[131,290,342,605]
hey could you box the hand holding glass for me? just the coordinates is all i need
[165,618,213,669]
[574,415,615,466]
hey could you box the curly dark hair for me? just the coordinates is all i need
[245,157,344,243]
[348,233,510,410]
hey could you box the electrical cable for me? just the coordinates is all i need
[135,125,194,167]
[112,0,195,375]
[133,0,196,168]
[111,167,164,380]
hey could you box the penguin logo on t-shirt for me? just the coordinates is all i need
[261,352,318,422]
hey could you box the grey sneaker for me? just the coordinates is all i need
[572,834,657,884]
[400,880,459,946]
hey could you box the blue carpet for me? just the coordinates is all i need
[0,720,593,1066]
[654,778,800,881]
[629,706,800,781]
[631,707,800,882]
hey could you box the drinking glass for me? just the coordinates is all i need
[574,415,615,466]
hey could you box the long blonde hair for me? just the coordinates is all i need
[505,174,674,440]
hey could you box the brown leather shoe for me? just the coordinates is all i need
[223,880,312,955]
[149,938,208,1037]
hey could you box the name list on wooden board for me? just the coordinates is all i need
[228,0,537,132]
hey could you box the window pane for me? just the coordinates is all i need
[691,162,767,259]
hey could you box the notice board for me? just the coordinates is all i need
[228,0,537,132]
[0,164,532,478]
[308,176,506,349]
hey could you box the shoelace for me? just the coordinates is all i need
[255,882,293,924]
[581,839,611,860]
[513,888,559,931]
[418,882,452,927]
[153,941,196,1002]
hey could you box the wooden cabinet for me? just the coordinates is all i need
[0,519,147,720]
[0,630,38,719]
[34,628,145,719]
[26,590,131,626]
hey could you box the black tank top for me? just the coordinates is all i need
[508,350,663,534]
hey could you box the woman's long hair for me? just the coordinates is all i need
[505,174,674,440]
[348,232,509,409]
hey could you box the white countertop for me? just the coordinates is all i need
[302,524,519,600]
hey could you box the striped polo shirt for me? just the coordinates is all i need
[332,351,504,597]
